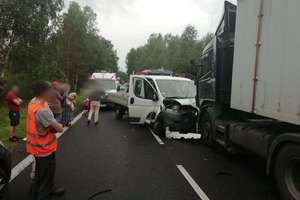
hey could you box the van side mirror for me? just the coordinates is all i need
[152,93,159,101]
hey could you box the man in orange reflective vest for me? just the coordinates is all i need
[26,81,65,200]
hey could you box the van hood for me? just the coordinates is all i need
[173,98,196,106]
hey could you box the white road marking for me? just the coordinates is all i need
[9,111,85,183]
[149,128,164,145]
[176,165,210,200]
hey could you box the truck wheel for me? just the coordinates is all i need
[115,106,123,120]
[199,111,214,146]
[153,117,165,137]
[275,145,300,200]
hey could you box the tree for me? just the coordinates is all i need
[0,0,119,96]
[0,0,64,96]
[126,25,213,77]
[58,2,118,90]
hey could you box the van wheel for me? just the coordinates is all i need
[199,111,214,146]
[275,145,300,200]
[115,106,123,120]
[153,117,165,137]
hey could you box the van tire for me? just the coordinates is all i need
[275,144,300,200]
[153,117,165,137]
[115,106,123,120]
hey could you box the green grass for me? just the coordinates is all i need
[0,106,27,148]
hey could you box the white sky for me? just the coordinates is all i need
[64,0,237,71]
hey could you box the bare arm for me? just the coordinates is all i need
[12,98,22,105]
[50,122,64,132]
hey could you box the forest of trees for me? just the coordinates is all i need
[126,25,213,76]
[0,0,118,93]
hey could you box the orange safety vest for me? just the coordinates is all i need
[26,98,58,155]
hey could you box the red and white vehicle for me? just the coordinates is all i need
[89,72,118,107]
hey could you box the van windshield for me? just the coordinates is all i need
[156,79,196,99]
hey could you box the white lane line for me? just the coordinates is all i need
[9,111,85,183]
[176,165,210,200]
[149,128,164,145]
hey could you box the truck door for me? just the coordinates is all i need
[128,76,159,124]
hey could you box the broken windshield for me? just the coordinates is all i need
[156,79,196,99]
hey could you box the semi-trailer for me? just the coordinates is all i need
[196,1,300,200]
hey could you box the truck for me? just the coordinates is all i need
[109,71,199,137]
[89,72,118,107]
[196,1,300,200]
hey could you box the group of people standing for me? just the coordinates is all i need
[3,80,77,200]
[3,80,104,200]
[4,81,77,143]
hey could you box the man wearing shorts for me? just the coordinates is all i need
[5,84,23,142]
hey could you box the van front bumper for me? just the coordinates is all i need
[162,108,198,133]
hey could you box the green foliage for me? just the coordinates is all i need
[0,0,118,96]
[126,25,213,76]
[56,1,119,90]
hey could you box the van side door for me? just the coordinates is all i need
[128,76,159,124]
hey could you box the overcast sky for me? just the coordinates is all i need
[64,0,237,71]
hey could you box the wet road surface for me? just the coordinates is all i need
[9,111,280,200]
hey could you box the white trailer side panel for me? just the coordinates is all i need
[231,0,259,112]
[231,0,300,126]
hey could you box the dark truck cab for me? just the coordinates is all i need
[196,1,300,200]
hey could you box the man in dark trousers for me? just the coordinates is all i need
[5,84,23,142]
[26,81,65,200]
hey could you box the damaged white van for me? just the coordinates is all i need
[109,73,199,137]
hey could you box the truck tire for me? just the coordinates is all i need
[274,144,300,200]
[199,110,214,146]
[115,105,123,120]
[153,116,165,137]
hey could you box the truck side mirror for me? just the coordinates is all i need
[117,85,121,91]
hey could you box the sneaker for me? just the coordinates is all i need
[51,187,65,196]
[94,122,99,126]
[87,120,90,126]
[14,136,24,140]
[9,136,19,142]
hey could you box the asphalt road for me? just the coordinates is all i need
[9,111,280,200]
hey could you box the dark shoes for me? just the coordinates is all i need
[9,136,22,142]
[51,187,65,196]
[87,121,99,126]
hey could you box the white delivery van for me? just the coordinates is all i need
[109,74,198,136]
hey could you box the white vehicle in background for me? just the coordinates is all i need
[109,72,199,137]
[90,72,118,107]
